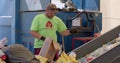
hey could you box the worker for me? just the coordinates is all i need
[30,3,74,55]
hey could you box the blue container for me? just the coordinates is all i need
[72,0,100,11]
[82,0,100,11]
[0,0,16,45]
[56,12,102,52]
[72,0,82,10]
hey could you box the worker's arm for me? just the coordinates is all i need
[60,30,71,36]
[30,30,45,41]
[60,29,79,36]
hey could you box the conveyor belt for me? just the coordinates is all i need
[71,25,120,59]
[90,44,120,63]
[111,57,120,63]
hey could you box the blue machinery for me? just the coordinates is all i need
[0,0,102,53]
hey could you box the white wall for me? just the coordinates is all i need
[101,0,120,34]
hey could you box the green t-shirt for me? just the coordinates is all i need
[30,14,67,48]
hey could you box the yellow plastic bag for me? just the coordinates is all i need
[56,52,78,63]
[35,55,48,63]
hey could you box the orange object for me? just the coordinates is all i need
[94,33,101,37]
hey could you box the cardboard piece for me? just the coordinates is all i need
[39,38,61,60]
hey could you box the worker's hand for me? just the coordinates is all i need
[39,36,46,41]
[40,36,52,42]
[60,30,71,36]
[69,29,77,33]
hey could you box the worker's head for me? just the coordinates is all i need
[45,4,58,18]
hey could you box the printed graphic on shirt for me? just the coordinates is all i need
[46,21,53,29]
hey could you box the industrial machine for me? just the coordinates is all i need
[1,0,120,63]
[54,0,102,52]
[0,0,102,53]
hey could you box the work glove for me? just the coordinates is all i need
[39,36,52,42]
[69,29,77,33]
[39,36,46,41]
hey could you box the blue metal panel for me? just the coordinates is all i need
[72,0,100,11]
[0,17,12,26]
[83,0,100,11]
[15,0,21,44]
[0,0,16,45]
[72,0,82,10]
[20,12,40,52]
[0,17,12,43]
[40,0,51,10]
[21,12,39,42]
[20,0,50,11]
[0,0,14,16]
[0,26,11,45]
[94,13,102,33]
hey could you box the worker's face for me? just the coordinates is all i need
[46,8,58,18]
